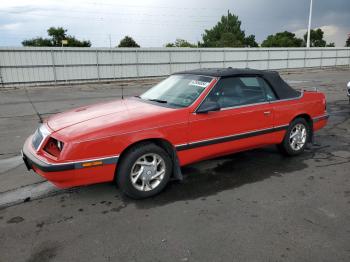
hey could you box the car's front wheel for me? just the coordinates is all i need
[116,143,172,199]
[278,118,310,156]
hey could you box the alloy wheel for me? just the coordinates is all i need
[289,123,307,151]
[130,153,166,192]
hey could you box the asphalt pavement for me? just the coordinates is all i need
[0,68,349,262]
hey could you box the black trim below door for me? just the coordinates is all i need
[176,125,289,151]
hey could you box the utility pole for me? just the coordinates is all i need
[306,0,313,48]
[227,9,229,31]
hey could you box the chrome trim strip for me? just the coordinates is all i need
[312,114,329,122]
[220,101,270,111]
[269,92,304,104]
[38,154,120,166]
[174,143,188,148]
[274,124,290,129]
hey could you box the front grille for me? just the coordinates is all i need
[32,128,43,150]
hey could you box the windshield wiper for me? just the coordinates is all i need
[148,98,168,103]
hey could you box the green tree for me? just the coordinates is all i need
[118,36,140,47]
[326,42,335,47]
[244,34,259,47]
[200,11,257,47]
[22,27,91,47]
[345,35,350,47]
[261,31,303,47]
[165,39,197,47]
[22,37,53,47]
[47,27,66,46]
[303,28,327,47]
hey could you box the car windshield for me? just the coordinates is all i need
[140,74,214,108]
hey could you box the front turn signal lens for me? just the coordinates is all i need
[82,161,103,168]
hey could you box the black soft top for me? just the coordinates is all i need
[174,68,300,99]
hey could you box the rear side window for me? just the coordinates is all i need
[241,77,277,102]
[204,76,276,109]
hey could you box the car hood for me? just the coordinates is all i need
[47,98,184,140]
[47,99,132,132]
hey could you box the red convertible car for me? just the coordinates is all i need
[22,68,328,198]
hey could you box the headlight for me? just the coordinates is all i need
[44,137,64,157]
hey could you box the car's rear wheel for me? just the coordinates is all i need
[116,143,172,199]
[278,118,310,156]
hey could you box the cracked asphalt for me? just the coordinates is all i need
[0,68,349,262]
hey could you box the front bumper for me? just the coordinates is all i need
[22,144,76,172]
[22,137,119,188]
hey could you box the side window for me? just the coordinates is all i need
[240,77,277,102]
[205,78,244,108]
[204,76,277,109]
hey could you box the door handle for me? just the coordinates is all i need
[263,111,271,115]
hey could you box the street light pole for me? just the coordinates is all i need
[306,0,313,48]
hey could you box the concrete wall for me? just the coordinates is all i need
[0,47,349,87]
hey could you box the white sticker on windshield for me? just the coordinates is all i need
[189,80,210,88]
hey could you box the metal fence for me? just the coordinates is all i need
[0,47,349,87]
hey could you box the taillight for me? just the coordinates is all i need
[44,137,64,157]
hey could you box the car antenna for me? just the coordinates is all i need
[121,86,124,100]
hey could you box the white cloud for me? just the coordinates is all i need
[0,23,22,30]
[294,25,347,46]
[293,28,307,39]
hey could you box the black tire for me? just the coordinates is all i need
[277,118,311,156]
[116,142,172,199]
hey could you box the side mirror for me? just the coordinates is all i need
[196,101,221,114]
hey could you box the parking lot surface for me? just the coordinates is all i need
[0,68,349,261]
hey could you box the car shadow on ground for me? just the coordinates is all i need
[72,136,343,210]
[52,145,318,214]
[125,146,311,209]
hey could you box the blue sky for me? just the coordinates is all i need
[0,0,349,47]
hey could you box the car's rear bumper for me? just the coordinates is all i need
[22,137,118,188]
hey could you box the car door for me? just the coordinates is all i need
[182,76,278,164]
